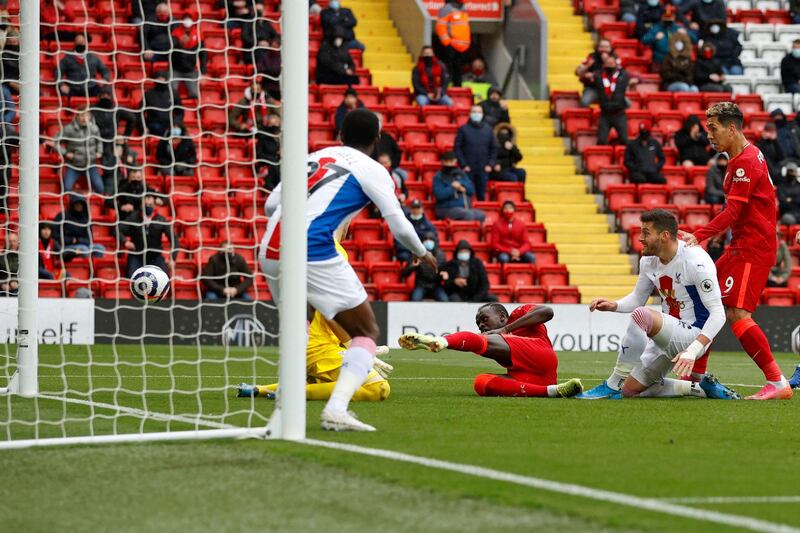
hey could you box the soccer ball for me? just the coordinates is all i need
[792,325,800,355]
[130,265,171,303]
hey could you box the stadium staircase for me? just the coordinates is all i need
[511,1,636,303]
[348,0,414,88]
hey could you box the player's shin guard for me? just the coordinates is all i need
[444,331,488,355]
[608,319,648,390]
[325,336,376,413]
[473,374,549,397]
[732,318,783,382]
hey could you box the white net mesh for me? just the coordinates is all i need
[0,0,287,443]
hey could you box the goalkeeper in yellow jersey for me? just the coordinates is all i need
[236,240,392,402]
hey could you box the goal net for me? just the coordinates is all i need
[0,0,308,447]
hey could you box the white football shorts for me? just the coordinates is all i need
[630,313,703,387]
[260,255,368,320]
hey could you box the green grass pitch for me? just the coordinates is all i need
[0,345,798,532]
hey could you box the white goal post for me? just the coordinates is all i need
[0,0,308,447]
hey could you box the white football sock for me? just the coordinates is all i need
[546,385,558,398]
[768,377,789,389]
[607,320,648,390]
[325,336,376,413]
[639,378,706,398]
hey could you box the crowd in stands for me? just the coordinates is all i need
[567,0,800,297]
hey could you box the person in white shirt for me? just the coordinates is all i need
[259,109,437,430]
[577,209,739,400]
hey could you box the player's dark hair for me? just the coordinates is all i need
[341,108,380,149]
[706,102,743,130]
[640,209,678,238]
[478,303,508,319]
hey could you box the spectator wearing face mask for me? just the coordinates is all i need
[693,43,731,93]
[479,87,510,128]
[93,87,139,180]
[52,193,106,262]
[53,107,104,194]
[677,0,727,33]
[38,222,64,280]
[334,88,365,135]
[202,241,254,300]
[576,39,613,107]
[771,108,797,160]
[454,105,497,201]
[412,46,453,107]
[119,193,178,277]
[443,240,496,303]
[156,123,196,176]
[222,0,256,31]
[635,0,664,39]
[242,2,278,67]
[462,57,496,85]
[394,199,438,264]
[674,115,710,167]
[619,0,638,23]
[116,167,162,217]
[228,79,270,135]
[377,152,408,204]
[321,0,364,51]
[756,122,785,180]
[701,20,742,75]
[142,2,173,62]
[594,52,630,145]
[490,201,535,265]
[433,151,486,222]
[315,27,360,85]
[781,40,800,94]
[254,35,282,100]
[791,0,800,24]
[256,111,281,189]
[768,230,791,287]
[402,231,448,302]
[57,34,110,98]
[778,161,800,224]
[374,113,403,170]
[624,125,666,184]
[642,6,697,65]
[142,70,184,137]
[660,31,698,92]
[705,153,727,205]
[492,123,525,183]
[170,13,207,100]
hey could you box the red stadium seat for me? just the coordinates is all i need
[391,105,421,126]
[605,184,637,212]
[584,146,614,174]
[485,263,503,286]
[525,223,547,245]
[788,267,800,292]
[370,262,403,285]
[503,263,536,287]
[422,105,452,127]
[628,226,644,253]
[662,165,688,187]
[339,240,360,261]
[550,90,581,117]
[410,143,440,166]
[378,282,411,302]
[538,264,569,287]
[595,165,625,192]
[382,86,412,107]
[549,286,581,303]
[349,219,383,242]
[400,124,430,145]
[489,182,525,203]
[351,261,369,283]
[406,181,431,202]
[491,284,513,303]
[515,285,548,303]
[447,87,474,109]
[670,185,701,206]
[448,220,482,242]
[530,243,558,265]
[39,280,64,298]
[361,240,392,264]
[473,201,502,226]
[432,124,459,150]
[562,108,593,137]
[618,203,647,231]
[643,92,674,112]
[761,288,795,306]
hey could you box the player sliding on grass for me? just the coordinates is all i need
[399,303,584,398]
[577,209,740,400]
[682,102,792,400]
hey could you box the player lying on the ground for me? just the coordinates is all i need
[577,209,740,400]
[236,309,393,401]
[399,303,584,398]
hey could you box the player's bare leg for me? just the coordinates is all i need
[320,300,381,431]
[726,306,792,400]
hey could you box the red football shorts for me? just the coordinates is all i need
[715,251,771,313]
[500,335,558,385]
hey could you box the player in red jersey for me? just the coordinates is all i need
[681,102,792,400]
[398,303,583,398]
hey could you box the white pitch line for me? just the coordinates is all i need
[302,439,799,533]
[662,496,800,504]
[38,394,237,430]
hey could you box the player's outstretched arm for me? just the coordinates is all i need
[500,305,554,334]
[589,298,617,312]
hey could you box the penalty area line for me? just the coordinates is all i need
[302,439,799,533]
[661,496,800,504]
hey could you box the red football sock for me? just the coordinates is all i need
[732,318,782,382]
[473,374,549,397]
[444,331,488,355]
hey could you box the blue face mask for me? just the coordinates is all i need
[793,48,800,58]
[171,127,182,137]
[423,240,435,251]
[457,251,471,262]
[329,0,340,9]
[647,0,659,6]
[470,112,483,123]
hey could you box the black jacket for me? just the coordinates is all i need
[674,116,711,165]
[119,209,178,259]
[705,163,726,204]
[256,126,281,165]
[703,28,742,69]
[202,251,254,295]
[781,53,800,88]
[693,56,724,87]
[156,137,197,169]
[394,214,438,258]
[635,0,663,39]
[93,95,139,140]
[334,100,364,134]
[171,34,207,74]
[624,135,665,174]
[594,68,630,114]
[241,19,278,50]
[142,82,184,132]
[778,178,800,218]
[53,195,93,247]
[455,120,498,170]
[116,178,156,214]
[677,0,727,27]
[402,248,446,292]
[142,19,173,52]
[443,241,491,302]
[376,132,402,169]
[315,38,357,85]
[480,99,510,128]
[58,52,110,86]
[133,0,160,21]
[756,138,785,180]
[495,127,523,170]
[0,43,19,84]
[321,7,358,41]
